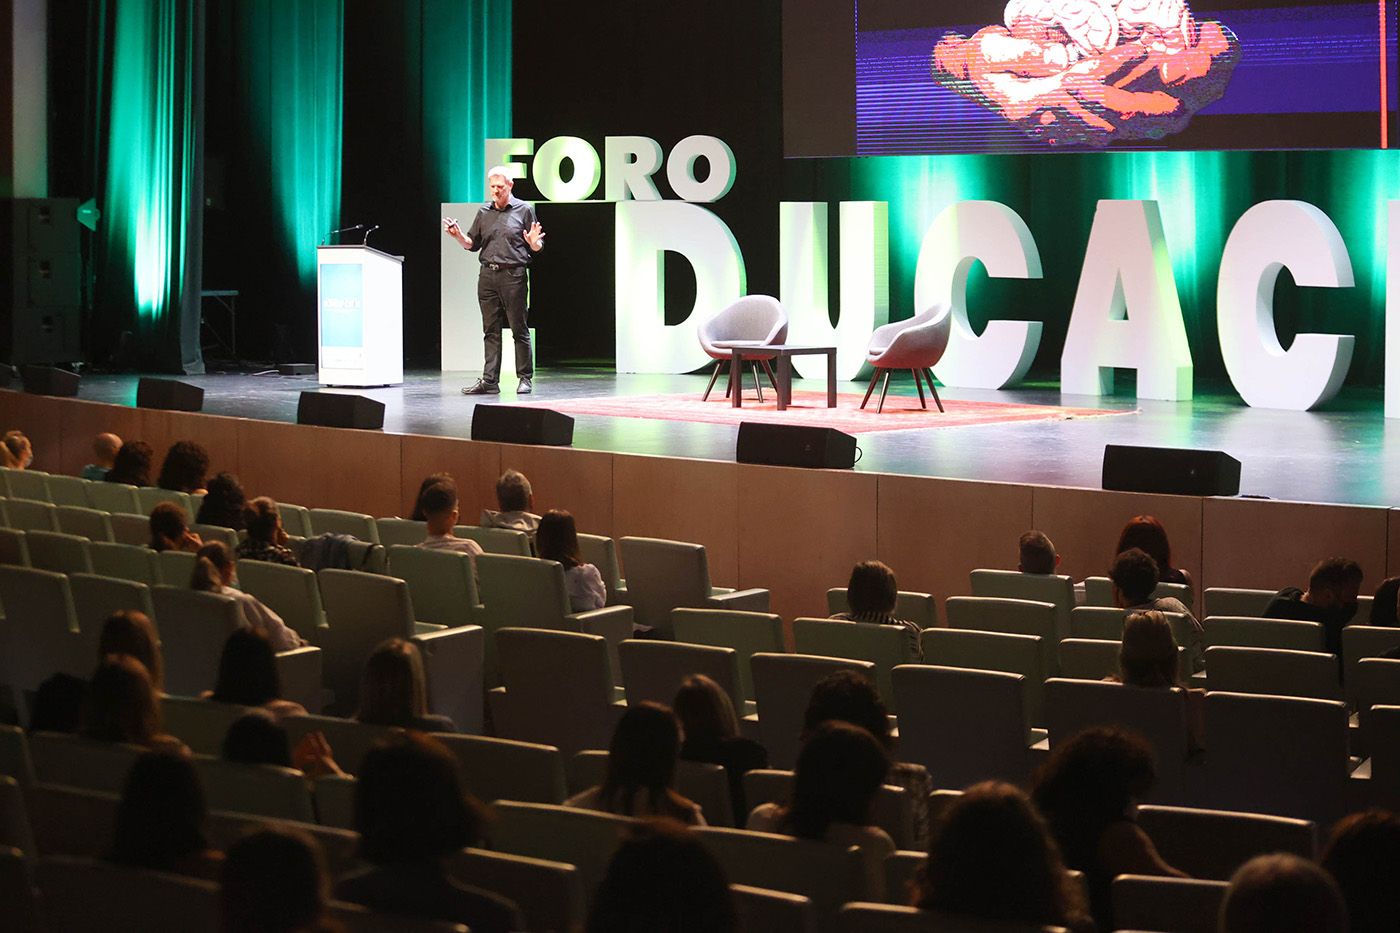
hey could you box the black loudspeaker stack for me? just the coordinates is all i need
[2,199,82,365]
[470,405,575,446]
[736,422,857,469]
[137,378,205,412]
[296,391,385,430]
[1102,444,1242,497]
[20,365,80,397]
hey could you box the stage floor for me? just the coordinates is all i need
[68,367,1400,509]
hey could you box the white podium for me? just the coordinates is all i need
[316,245,404,386]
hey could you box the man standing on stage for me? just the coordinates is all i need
[443,165,545,395]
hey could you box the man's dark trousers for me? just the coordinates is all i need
[479,264,532,384]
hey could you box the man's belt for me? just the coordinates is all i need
[483,261,524,271]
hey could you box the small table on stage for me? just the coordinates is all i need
[720,343,838,411]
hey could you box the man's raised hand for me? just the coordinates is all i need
[442,216,472,249]
[524,221,546,251]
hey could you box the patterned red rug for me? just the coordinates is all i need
[519,390,1134,435]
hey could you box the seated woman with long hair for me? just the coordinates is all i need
[746,720,895,900]
[105,439,154,487]
[588,818,738,933]
[916,781,1092,932]
[195,471,247,530]
[536,509,606,612]
[1116,514,1192,588]
[220,827,340,933]
[98,610,164,693]
[157,440,210,494]
[233,497,300,567]
[673,674,767,818]
[355,639,454,732]
[80,654,186,754]
[191,541,305,651]
[565,701,705,824]
[1116,610,1204,749]
[206,628,307,720]
[109,750,222,880]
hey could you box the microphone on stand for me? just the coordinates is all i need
[362,224,381,246]
[321,224,367,246]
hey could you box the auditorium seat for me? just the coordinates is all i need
[970,569,1074,645]
[882,850,924,907]
[0,566,85,710]
[84,481,141,515]
[742,768,912,848]
[1203,587,1274,619]
[151,585,243,696]
[4,498,57,533]
[0,774,35,856]
[374,517,427,547]
[160,696,254,756]
[411,623,485,733]
[2,468,51,502]
[826,587,937,630]
[751,654,877,770]
[0,725,35,786]
[136,487,192,518]
[317,569,431,713]
[1055,638,1121,682]
[156,549,197,585]
[277,502,314,538]
[194,758,316,822]
[0,846,36,933]
[26,783,117,857]
[693,825,867,921]
[282,715,402,775]
[1353,658,1400,744]
[0,527,28,566]
[945,596,1060,677]
[570,749,735,827]
[618,639,745,713]
[731,882,815,933]
[1111,875,1229,933]
[54,504,114,542]
[70,573,155,654]
[490,628,619,755]
[454,524,532,556]
[314,773,356,829]
[328,903,468,933]
[672,607,786,702]
[107,513,149,546]
[618,536,770,639]
[840,902,1067,932]
[28,731,143,794]
[793,618,915,712]
[309,507,379,543]
[430,733,568,805]
[386,546,480,630]
[45,474,90,509]
[920,627,1045,725]
[1135,804,1316,880]
[450,847,586,933]
[36,855,219,933]
[205,811,361,879]
[1083,575,1191,609]
[1204,646,1342,701]
[578,532,627,604]
[488,800,633,903]
[190,523,238,549]
[893,665,1042,791]
[1070,605,1193,647]
[1342,624,1400,705]
[1362,705,1400,808]
[88,541,160,585]
[236,559,327,642]
[1204,616,1326,652]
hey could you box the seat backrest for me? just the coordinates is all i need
[190,523,238,549]
[236,559,326,642]
[195,758,316,822]
[793,618,914,713]
[433,732,568,804]
[489,801,634,903]
[0,527,27,567]
[69,573,155,658]
[156,549,197,586]
[46,475,90,508]
[1205,691,1350,823]
[410,624,485,734]
[893,664,1034,790]
[277,502,313,538]
[1354,658,1400,740]
[0,724,35,786]
[476,553,571,629]
[1367,705,1400,795]
[0,564,83,687]
[826,588,937,631]
[455,524,532,556]
[1204,587,1275,619]
[451,847,586,933]
[1204,646,1342,701]
[1084,575,1191,609]
[946,596,1060,676]
[578,533,624,602]
[28,731,143,794]
[618,639,744,712]
[1204,616,1326,652]
[1044,678,1190,803]
[151,585,243,696]
[5,498,57,532]
[36,855,219,933]
[313,774,357,829]
[374,517,428,547]
[159,696,252,756]
[699,294,787,352]
[840,902,1067,932]
[1136,804,1315,881]
[0,775,35,857]
[731,883,815,933]
[918,629,1043,725]
[1056,638,1121,682]
[693,825,862,920]
[55,505,113,542]
[1111,874,1229,933]
[619,536,712,635]
[137,487,192,517]
[568,749,735,827]
[673,608,786,701]
[330,904,468,933]
[494,628,617,754]
[107,513,149,546]
[2,468,50,501]
[282,714,403,775]
[85,482,142,515]
[317,569,416,712]
[741,769,913,848]
[751,653,877,770]
[0,845,36,932]
[88,541,160,585]
[308,507,379,543]
[1342,624,1400,706]
[969,570,1073,642]
[1069,606,1126,640]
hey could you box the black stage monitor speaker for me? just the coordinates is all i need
[296,391,385,430]
[20,365,79,397]
[470,405,574,446]
[1102,444,1241,497]
[137,378,204,412]
[736,422,857,470]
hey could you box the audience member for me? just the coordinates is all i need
[220,826,341,933]
[1116,514,1192,587]
[1111,547,1203,671]
[587,818,738,933]
[206,628,307,719]
[234,497,300,566]
[1116,610,1205,749]
[828,559,921,658]
[673,674,767,819]
[1019,530,1060,574]
[196,471,247,530]
[536,509,606,611]
[1264,557,1364,657]
[149,501,203,552]
[1320,808,1400,933]
[109,750,222,880]
[98,609,164,692]
[335,733,523,933]
[1368,576,1400,629]
[1031,726,1185,929]
[416,480,483,557]
[105,439,154,486]
[409,471,454,521]
[27,672,86,734]
[80,654,186,754]
[355,638,455,732]
[916,781,1092,932]
[801,669,932,848]
[567,701,704,823]
[192,541,306,651]
[481,468,541,538]
[1220,852,1348,933]
[2,430,33,469]
[82,432,122,480]
[221,709,342,779]
[747,721,895,900]
[157,439,211,493]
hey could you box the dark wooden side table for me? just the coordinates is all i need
[726,344,837,410]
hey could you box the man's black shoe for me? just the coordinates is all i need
[461,380,500,395]
[517,377,533,395]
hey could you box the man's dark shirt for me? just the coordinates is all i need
[1262,587,1357,658]
[466,195,538,267]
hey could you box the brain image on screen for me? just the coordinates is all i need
[931,0,1241,147]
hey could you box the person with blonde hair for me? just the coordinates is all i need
[355,638,455,732]
[191,541,305,651]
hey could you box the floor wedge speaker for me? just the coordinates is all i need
[137,378,204,412]
[20,365,79,397]
[296,391,385,430]
[470,405,574,446]
[736,422,857,469]
[1103,444,1241,497]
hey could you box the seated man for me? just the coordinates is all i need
[480,469,541,539]
[829,560,921,659]
[1111,547,1202,672]
[82,432,122,481]
[1018,529,1061,574]
[1263,557,1363,657]
[418,481,483,557]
